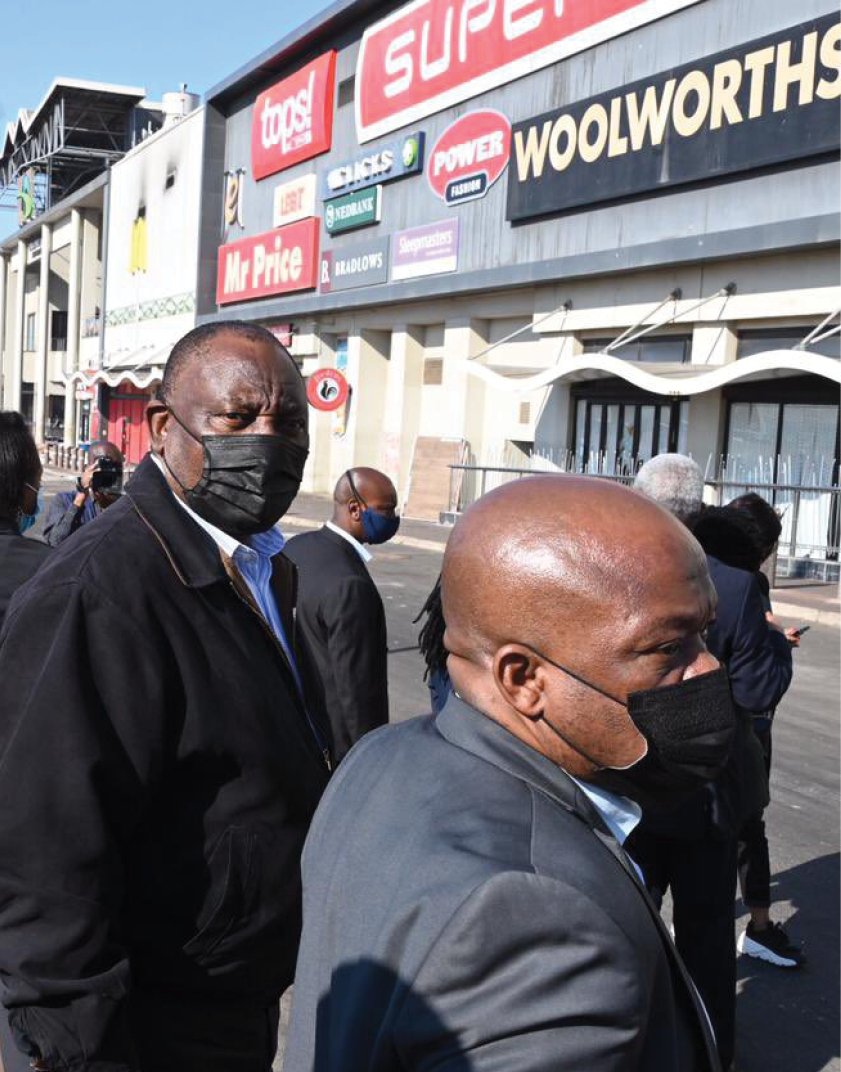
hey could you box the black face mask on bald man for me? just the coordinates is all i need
[530,650,736,812]
[163,407,308,538]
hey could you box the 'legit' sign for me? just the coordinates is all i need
[252,52,337,180]
[216,218,320,304]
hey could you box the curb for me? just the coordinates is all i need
[772,600,840,629]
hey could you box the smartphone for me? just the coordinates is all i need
[792,625,811,638]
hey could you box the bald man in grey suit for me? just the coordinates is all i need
[284,475,732,1072]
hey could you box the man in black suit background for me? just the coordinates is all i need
[284,475,735,1072]
[285,467,399,764]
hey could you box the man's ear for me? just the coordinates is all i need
[147,400,169,453]
[347,498,363,521]
[493,644,547,721]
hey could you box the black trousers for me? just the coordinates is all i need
[129,990,280,1072]
[738,725,773,909]
[628,831,738,1072]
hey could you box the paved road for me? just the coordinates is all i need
[17,477,841,1072]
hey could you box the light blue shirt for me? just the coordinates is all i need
[569,775,643,880]
[150,454,326,755]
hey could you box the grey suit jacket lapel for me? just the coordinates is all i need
[435,694,721,1071]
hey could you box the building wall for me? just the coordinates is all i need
[103,107,205,359]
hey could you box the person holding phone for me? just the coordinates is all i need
[722,493,806,967]
[42,440,124,547]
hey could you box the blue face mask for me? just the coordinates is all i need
[346,471,400,545]
[18,483,42,534]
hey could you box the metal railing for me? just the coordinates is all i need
[448,464,840,574]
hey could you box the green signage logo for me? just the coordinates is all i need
[324,185,383,235]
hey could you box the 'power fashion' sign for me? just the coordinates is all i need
[507,15,841,221]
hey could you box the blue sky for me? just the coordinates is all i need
[0,0,328,133]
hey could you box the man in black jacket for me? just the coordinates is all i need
[0,322,330,1072]
[630,454,793,1072]
[285,468,398,763]
[284,475,733,1072]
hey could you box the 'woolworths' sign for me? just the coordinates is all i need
[324,186,383,235]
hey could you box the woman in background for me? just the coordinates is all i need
[692,495,805,968]
[0,411,49,630]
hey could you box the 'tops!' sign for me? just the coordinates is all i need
[252,52,337,180]
[427,110,511,205]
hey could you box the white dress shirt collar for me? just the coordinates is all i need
[149,452,285,559]
[325,519,372,563]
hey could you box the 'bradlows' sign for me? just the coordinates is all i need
[507,15,841,222]
[355,0,702,142]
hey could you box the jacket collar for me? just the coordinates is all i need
[435,692,613,839]
[124,454,228,588]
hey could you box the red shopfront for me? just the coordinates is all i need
[102,380,153,465]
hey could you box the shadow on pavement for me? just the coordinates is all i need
[736,851,840,1072]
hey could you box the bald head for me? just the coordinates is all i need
[332,467,399,544]
[443,474,705,662]
[89,441,123,466]
[441,473,719,783]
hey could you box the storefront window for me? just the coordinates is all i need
[737,329,840,360]
[724,394,840,561]
[572,391,687,473]
[583,336,691,363]
[726,403,780,483]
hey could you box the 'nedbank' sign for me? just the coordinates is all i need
[507,15,841,222]
[324,186,382,234]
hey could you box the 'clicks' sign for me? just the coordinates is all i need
[321,132,424,199]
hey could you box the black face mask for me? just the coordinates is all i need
[163,408,308,538]
[531,649,736,812]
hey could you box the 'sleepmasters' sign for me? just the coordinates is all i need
[321,132,424,199]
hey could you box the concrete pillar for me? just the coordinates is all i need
[383,325,423,503]
[33,223,52,444]
[345,329,389,472]
[685,390,725,475]
[691,323,738,365]
[442,318,489,462]
[63,209,83,445]
[0,253,7,407]
[10,240,27,413]
[301,334,336,496]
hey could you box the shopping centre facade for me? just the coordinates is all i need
[0,0,839,563]
[196,0,840,541]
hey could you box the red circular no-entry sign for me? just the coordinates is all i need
[307,368,349,411]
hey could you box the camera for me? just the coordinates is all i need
[90,456,123,495]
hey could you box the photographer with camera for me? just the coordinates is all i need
[42,440,123,547]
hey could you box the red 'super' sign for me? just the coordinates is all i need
[355,0,701,142]
[216,218,319,305]
[252,52,337,180]
[428,109,511,204]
